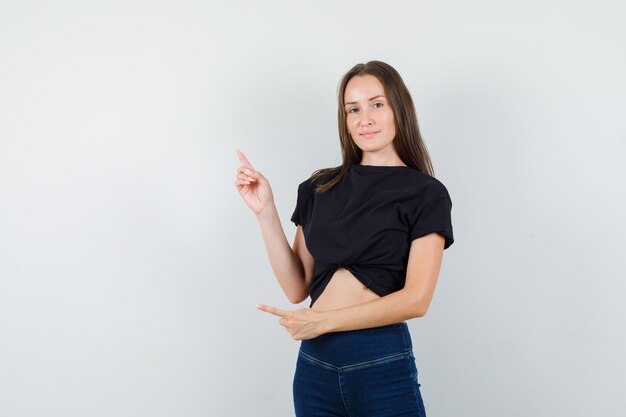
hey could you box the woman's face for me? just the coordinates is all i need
[344,74,397,154]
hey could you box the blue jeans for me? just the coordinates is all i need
[293,322,426,417]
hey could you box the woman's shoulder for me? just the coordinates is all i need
[299,166,342,187]
[399,169,452,201]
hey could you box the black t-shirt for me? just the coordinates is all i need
[291,163,454,308]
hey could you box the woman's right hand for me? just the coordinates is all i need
[234,149,275,216]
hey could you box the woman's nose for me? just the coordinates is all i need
[359,108,374,126]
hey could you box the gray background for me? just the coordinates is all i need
[1,0,625,416]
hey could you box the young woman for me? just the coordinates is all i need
[234,60,454,417]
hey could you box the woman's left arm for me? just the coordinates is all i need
[257,232,446,340]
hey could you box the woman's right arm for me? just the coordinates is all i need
[234,149,313,304]
[256,207,314,304]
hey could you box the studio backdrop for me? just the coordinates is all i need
[0,1,625,416]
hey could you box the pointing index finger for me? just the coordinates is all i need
[256,304,287,317]
[236,149,256,172]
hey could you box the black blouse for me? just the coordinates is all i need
[291,163,454,308]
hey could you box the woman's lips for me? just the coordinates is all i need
[361,131,379,138]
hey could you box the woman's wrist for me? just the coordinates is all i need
[255,202,278,222]
[319,311,336,334]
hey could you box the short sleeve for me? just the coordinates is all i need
[408,184,454,249]
[290,179,309,227]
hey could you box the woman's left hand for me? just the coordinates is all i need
[256,304,329,340]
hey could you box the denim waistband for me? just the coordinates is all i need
[299,322,413,367]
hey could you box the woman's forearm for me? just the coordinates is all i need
[320,288,425,333]
[256,204,307,303]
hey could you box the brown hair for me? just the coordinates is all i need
[310,60,435,193]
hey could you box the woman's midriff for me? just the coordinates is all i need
[310,267,381,312]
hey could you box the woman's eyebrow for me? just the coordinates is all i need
[344,95,385,106]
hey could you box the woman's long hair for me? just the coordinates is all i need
[311,60,435,193]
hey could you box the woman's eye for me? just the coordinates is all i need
[348,108,358,113]
[373,102,383,108]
